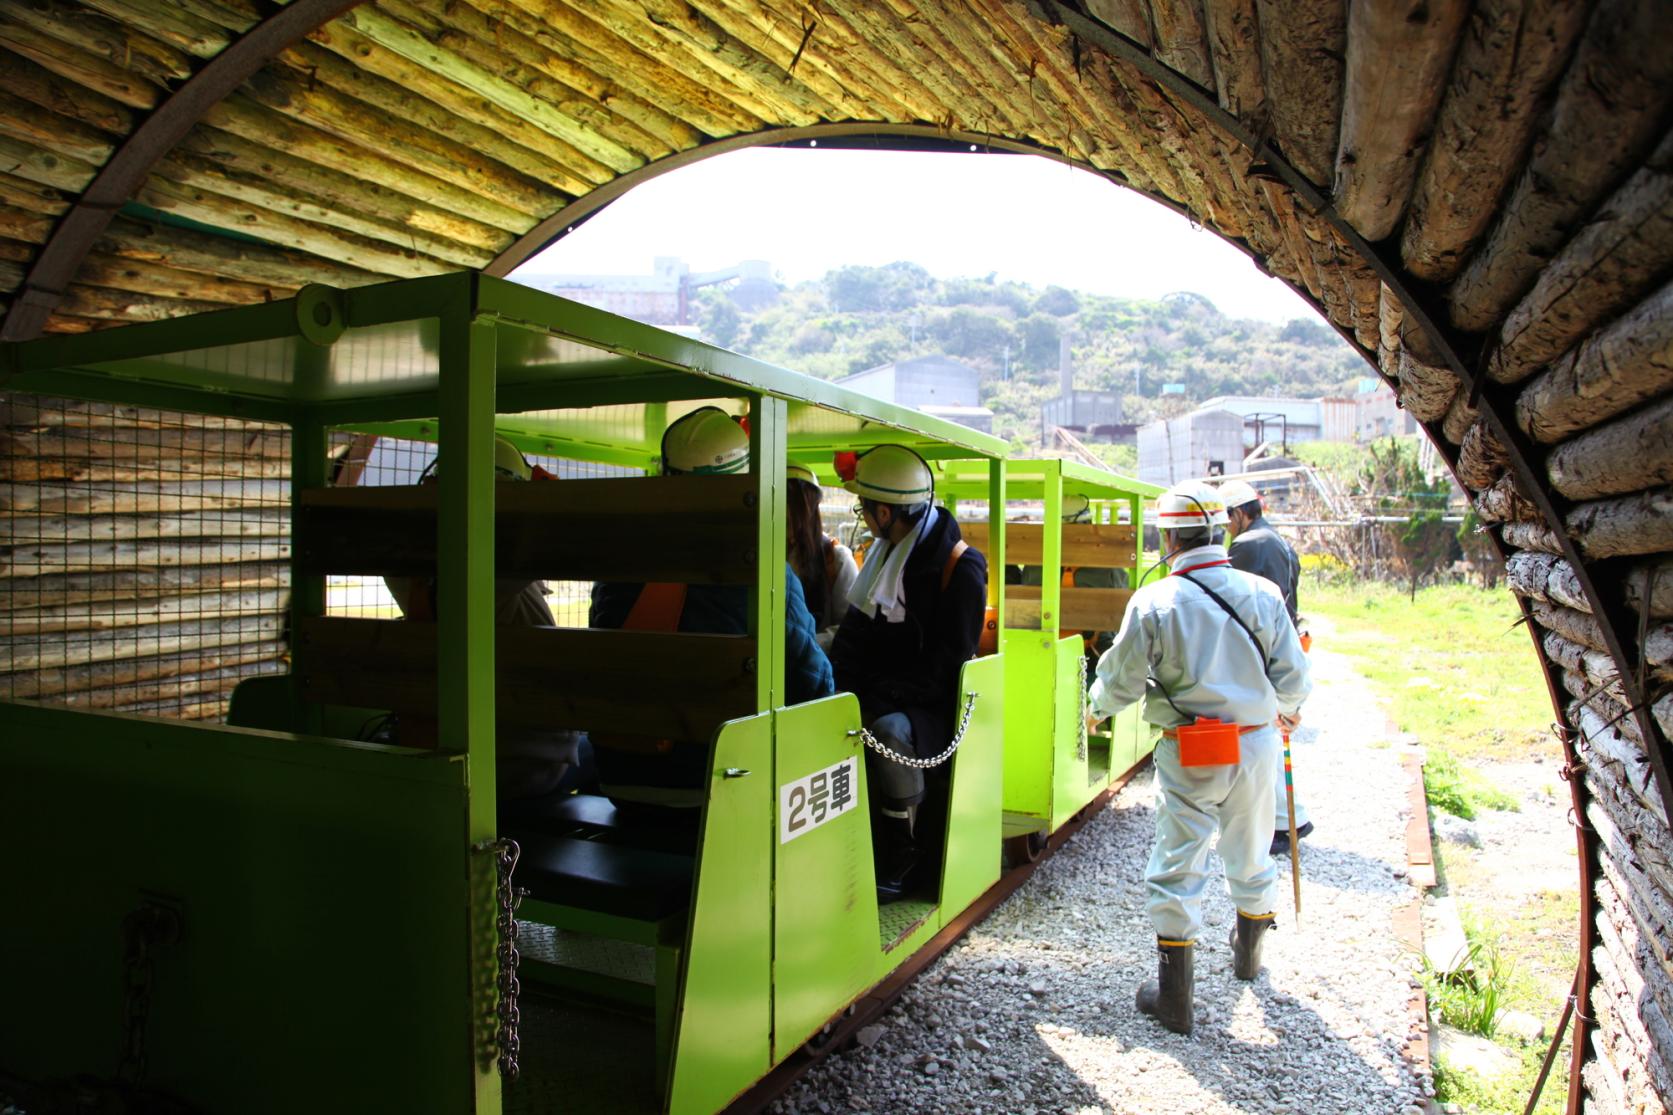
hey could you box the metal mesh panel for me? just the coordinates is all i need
[322,431,639,627]
[0,394,292,721]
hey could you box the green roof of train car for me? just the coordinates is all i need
[0,273,1007,467]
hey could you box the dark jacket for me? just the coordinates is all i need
[1227,514,1300,624]
[590,564,835,706]
[829,509,988,750]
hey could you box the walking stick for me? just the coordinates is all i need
[1283,727,1301,921]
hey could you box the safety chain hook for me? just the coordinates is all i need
[477,837,526,1079]
[849,691,980,770]
[117,902,181,1085]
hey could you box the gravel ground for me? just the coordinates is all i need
[774,631,1435,1114]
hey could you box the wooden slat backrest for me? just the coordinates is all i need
[296,617,756,743]
[296,475,756,584]
[1006,586,1135,632]
[959,521,1136,569]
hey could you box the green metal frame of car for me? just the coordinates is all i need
[0,274,1153,1113]
[939,458,1165,839]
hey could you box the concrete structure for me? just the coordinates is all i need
[837,354,994,433]
[1137,408,1245,486]
[1041,336,1131,443]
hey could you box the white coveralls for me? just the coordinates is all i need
[1089,544,1312,942]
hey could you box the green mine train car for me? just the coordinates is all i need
[0,274,1157,1115]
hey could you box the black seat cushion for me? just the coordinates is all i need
[511,832,694,921]
[517,793,620,831]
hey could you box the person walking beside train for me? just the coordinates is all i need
[828,445,987,903]
[1218,478,1312,856]
[1087,480,1311,1035]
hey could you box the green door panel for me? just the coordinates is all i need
[937,655,1005,916]
[0,704,479,1114]
[669,714,775,1115]
[998,629,1056,822]
[769,694,880,1060]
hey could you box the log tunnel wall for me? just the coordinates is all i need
[0,1,1669,1110]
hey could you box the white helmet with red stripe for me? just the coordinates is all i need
[1156,480,1229,530]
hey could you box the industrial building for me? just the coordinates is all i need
[836,354,995,434]
[1136,382,1417,485]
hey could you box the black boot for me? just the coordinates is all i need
[1135,939,1194,1035]
[1231,911,1275,980]
[873,814,920,904]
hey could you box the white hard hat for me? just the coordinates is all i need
[844,444,934,505]
[1062,492,1092,521]
[493,436,532,482]
[787,463,819,487]
[429,435,531,481]
[662,407,748,475]
[1157,480,1228,530]
[1218,479,1260,508]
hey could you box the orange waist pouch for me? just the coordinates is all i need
[1172,717,1241,767]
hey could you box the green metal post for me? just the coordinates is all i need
[987,459,1006,630]
[289,410,326,734]
[437,314,500,1112]
[749,395,788,712]
[1040,460,1062,633]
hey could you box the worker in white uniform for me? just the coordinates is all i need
[1087,480,1312,1035]
[1218,478,1312,855]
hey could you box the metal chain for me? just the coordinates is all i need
[850,691,980,769]
[1076,655,1090,762]
[481,838,525,1079]
[116,904,179,1085]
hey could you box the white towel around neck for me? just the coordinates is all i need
[850,506,938,624]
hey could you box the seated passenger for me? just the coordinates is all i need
[827,445,987,902]
[786,463,859,650]
[589,408,836,821]
[1018,493,1128,679]
[384,436,596,819]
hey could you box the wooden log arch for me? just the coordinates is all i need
[0,0,366,343]
[1,1,1672,1108]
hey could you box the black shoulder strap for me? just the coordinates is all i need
[1178,571,1271,679]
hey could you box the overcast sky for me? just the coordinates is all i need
[512,147,1319,325]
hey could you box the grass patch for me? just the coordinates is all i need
[1305,577,1552,764]
[1426,748,1521,819]
[1424,923,1513,1037]
[1434,1039,1571,1115]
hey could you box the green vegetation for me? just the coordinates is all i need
[1305,578,1550,763]
[1311,576,1575,1115]
[1433,1042,1569,1115]
[1424,924,1513,1037]
[696,263,1367,452]
[1425,749,1521,820]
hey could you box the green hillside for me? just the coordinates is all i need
[695,262,1370,453]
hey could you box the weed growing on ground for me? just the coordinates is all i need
[1425,748,1520,819]
[1424,927,1513,1037]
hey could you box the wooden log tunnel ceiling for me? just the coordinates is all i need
[0,0,1670,1108]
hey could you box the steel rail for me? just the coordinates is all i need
[0,0,367,342]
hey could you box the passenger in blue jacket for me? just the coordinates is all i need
[589,408,835,820]
[828,445,987,902]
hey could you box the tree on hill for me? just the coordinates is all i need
[690,265,1368,450]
